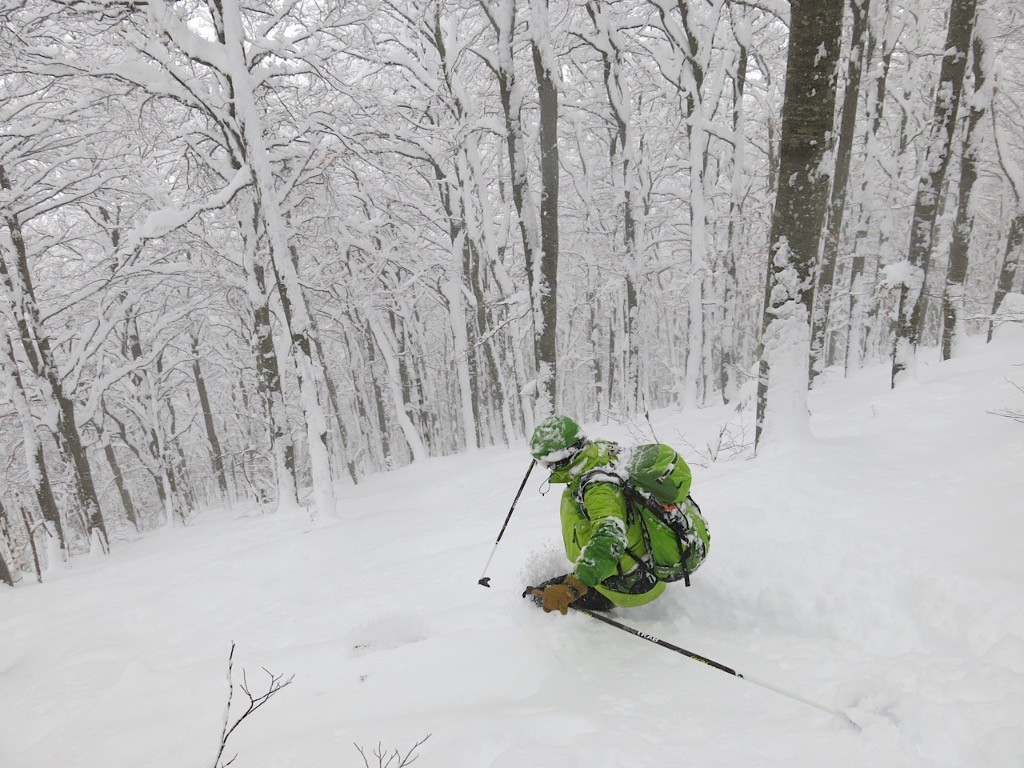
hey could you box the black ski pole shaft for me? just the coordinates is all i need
[478,459,536,587]
[574,607,857,727]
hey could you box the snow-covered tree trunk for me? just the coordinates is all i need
[0,167,109,550]
[584,0,647,415]
[119,312,184,526]
[684,126,709,410]
[0,514,14,586]
[214,0,336,517]
[367,310,427,462]
[244,225,296,509]
[756,0,844,449]
[441,275,479,452]
[892,0,977,386]
[942,24,989,360]
[845,0,894,374]
[532,0,561,417]
[990,213,1024,340]
[812,0,870,384]
[99,428,139,531]
[481,0,545,422]
[0,333,67,552]
[721,14,750,404]
[191,333,229,500]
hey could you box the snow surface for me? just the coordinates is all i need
[2,335,1023,768]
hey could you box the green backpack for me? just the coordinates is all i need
[621,444,710,584]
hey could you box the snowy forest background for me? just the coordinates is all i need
[2,0,1023,582]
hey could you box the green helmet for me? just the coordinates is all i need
[529,415,586,463]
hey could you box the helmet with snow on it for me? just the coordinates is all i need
[529,415,587,469]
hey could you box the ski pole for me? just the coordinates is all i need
[573,606,858,728]
[478,459,537,587]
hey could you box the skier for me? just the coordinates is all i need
[526,414,709,615]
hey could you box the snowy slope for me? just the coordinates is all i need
[2,333,1023,768]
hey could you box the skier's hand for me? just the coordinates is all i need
[530,575,588,615]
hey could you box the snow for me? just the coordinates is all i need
[3,335,1024,768]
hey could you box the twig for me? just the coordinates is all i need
[354,735,432,768]
[214,642,295,768]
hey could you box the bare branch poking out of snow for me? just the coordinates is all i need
[991,378,1024,424]
[213,643,294,768]
[354,735,432,768]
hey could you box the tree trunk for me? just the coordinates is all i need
[482,0,543,416]
[892,0,977,386]
[722,20,749,404]
[756,0,844,448]
[0,334,68,551]
[367,309,427,461]
[532,0,560,416]
[0,501,16,586]
[311,333,359,485]
[191,334,229,499]
[811,0,870,384]
[587,0,645,415]
[942,27,987,360]
[989,212,1024,339]
[217,0,335,517]
[102,435,139,531]
[248,251,296,507]
[442,275,479,451]
[0,164,108,550]
[846,0,893,373]
[124,317,182,526]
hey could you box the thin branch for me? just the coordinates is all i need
[213,642,294,768]
[354,735,432,768]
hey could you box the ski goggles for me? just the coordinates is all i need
[538,440,586,470]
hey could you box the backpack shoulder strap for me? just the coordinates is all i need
[574,466,626,508]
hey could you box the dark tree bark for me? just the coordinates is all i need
[250,254,297,501]
[480,0,543,415]
[123,315,183,522]
[19,505,43,583]
[312,333,359,485]
[0,552,12,586]
[811,0,871,383]
[942,29,987,360]
[586,0,643,413]
[846,0,894,372]
[102,442,138,532]
[0,334,68,550]
[191,333,229,498]
[756,0,844,447]
[722,15,749,402]
[989,213,1024,339]
[0,501,14,586]
[892,0,977,386]
[0,164,108,551]
[532,0,560,415]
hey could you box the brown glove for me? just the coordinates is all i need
[530,575,589,615]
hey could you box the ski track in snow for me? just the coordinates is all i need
[1,335,1023,767]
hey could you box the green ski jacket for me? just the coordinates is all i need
[549,441,666,607]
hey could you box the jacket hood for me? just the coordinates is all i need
[546,440,617,484]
